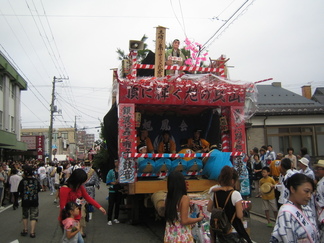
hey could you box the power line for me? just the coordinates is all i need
[201,0,250,51]
[31,84,111,90]
[25,0,68,78]
[211,0,237,21]
[0,58,48,126]
[56,94,102,120]
[40,0,69,78]
[0,13,209,19]
[204,0,256,50]
[178,0,187,37]
[7,0,52,81]
[170,0,186,37]
[0,46,50,111]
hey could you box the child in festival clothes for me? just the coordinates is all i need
[61,202,83,243]
[260,167,278,227]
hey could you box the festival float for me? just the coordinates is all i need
[103,26,258,226]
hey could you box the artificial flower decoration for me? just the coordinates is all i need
[184,38,209,67]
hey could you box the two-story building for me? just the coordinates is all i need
[247,82,324,161]
[0,51,28,161]
[21,128,75,161]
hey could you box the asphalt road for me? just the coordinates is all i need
[0,182,274,243]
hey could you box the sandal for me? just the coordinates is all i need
[30,233,36,238]
[20,230,28,236]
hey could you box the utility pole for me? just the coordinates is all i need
[48,76,64,163]
[74,115,78,161]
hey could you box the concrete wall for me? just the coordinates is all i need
[246,127,265,151]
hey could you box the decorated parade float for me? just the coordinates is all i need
[103,26,258,229]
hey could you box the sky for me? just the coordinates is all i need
[1,0,323,140]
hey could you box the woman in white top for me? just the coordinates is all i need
[207,166,252,243]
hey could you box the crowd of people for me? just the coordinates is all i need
[135,124,324,242]
[1,141,324,242]
[163,144,324,242]
[0,159,107,242]
[244,145,324,242]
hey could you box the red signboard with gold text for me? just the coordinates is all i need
[36,136,44,160]
[118,103,136,155]
[229,106,246,153]
[118,76,247,107]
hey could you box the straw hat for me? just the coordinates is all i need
[314,160,324,168]
[260,182,273,194]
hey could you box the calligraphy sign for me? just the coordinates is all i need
[119,156,136,183]
[118,103,137,183]
[118,103,136,155]
[154,26,166,77]
[36,135,44,160]
[230,106,246,153]
[118,76,247,107]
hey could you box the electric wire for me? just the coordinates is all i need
[7,0,52,82]
[25,0,68,78]
[56,94,105,120]
[201,0,250,51]
[32,0,66,78]
[25,0,62,77]
[0,13,209,19]
[56,93,103,120]
[0,67,48,127]
[211,0,236,21]
[55,94,100,131]
[40,0,69,78]
[16,1,82,131]
[178,0,187,37]
[0,7,50,107]
[0,46,50,111]
[203,0,256,50]
[170,0,186,37]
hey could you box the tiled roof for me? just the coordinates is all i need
[312,87,324,105]
[255,84,324,115]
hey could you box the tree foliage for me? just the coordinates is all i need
[92,122,109,178]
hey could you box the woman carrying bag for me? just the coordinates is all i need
[208,166,252,243]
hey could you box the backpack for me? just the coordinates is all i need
[210,190,236,235]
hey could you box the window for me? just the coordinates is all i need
[61,132,68,139]
[317,135,324,156]
[316,126,324,156]
[278,127,289,133]
[278,136,289,155]
[0,111,2,129]
[316,126,324,132]
[53,133,58,141]
[0,74,3,91]
[11,82,15,98]
[267,128,278,134]
[266,125,324,157]
[11,116,15,132]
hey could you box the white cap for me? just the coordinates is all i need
[298,157,309,167]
